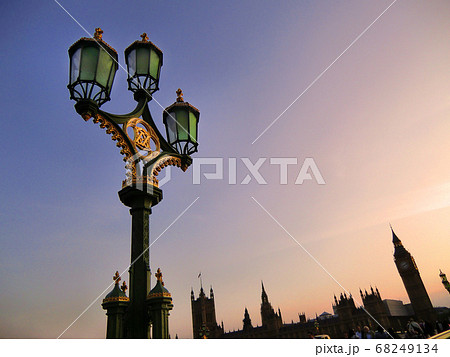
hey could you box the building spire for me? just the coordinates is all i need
[391,225,408,257]
[261,281,268,303]
[198,272,203,290]
[243,307,253,330]
[391,224,402,246]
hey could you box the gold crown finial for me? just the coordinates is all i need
[121,281,128,293]
[94,28,103,40]
[176,88,184,102]
[113,271,121,285]
[155,268,164,286]
[140,33,149,42]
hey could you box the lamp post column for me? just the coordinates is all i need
[119,184,163,338]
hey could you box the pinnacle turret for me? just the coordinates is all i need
[261,281,269,304]
[243,307,253,329]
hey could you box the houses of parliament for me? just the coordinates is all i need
[191,228,442,338]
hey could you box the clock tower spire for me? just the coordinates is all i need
[391,226,435,323]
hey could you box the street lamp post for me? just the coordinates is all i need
[314,320,320,334]
[67,28,200,338]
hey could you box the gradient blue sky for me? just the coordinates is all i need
[0,1,449,338]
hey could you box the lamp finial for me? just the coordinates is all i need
[113,271,121,285]
[121,281,128,293]
[94,28,103,40]
[155,268,164,286]
[176,88,184,102]
[140,33,149,42]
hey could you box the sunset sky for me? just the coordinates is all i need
[0,1,449,338]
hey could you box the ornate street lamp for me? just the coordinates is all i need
[67,28,200,339]
[125,33,163,95]
[163,89,199,155]
[68,28,118,114]
[314,320,320,333]
[199,324,210,339]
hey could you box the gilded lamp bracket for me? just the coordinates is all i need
[82,96,191,188]
[70,30,197,191]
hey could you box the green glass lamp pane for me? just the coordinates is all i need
[79,46,99,81]
[189,112,197,143]
[107,62,117,92]
[70,48,81,84]
[136,47,150,75]
[176,109,189,141]
[149,49,160,79]
[166,112,177,144]
[96,49,114,88]
[127,49,136,76]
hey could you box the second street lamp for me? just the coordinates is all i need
[163,88,200,155]
[67,28,200,338]
[125,32,163,95]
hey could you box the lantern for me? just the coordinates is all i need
[163,89,199,155]
[68,28,118,107]
[124,33,163,95]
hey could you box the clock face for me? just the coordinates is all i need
[399,261,410,271]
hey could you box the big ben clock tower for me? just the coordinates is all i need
[392,226,436,323]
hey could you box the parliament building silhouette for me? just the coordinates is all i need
[191,228,438,338]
